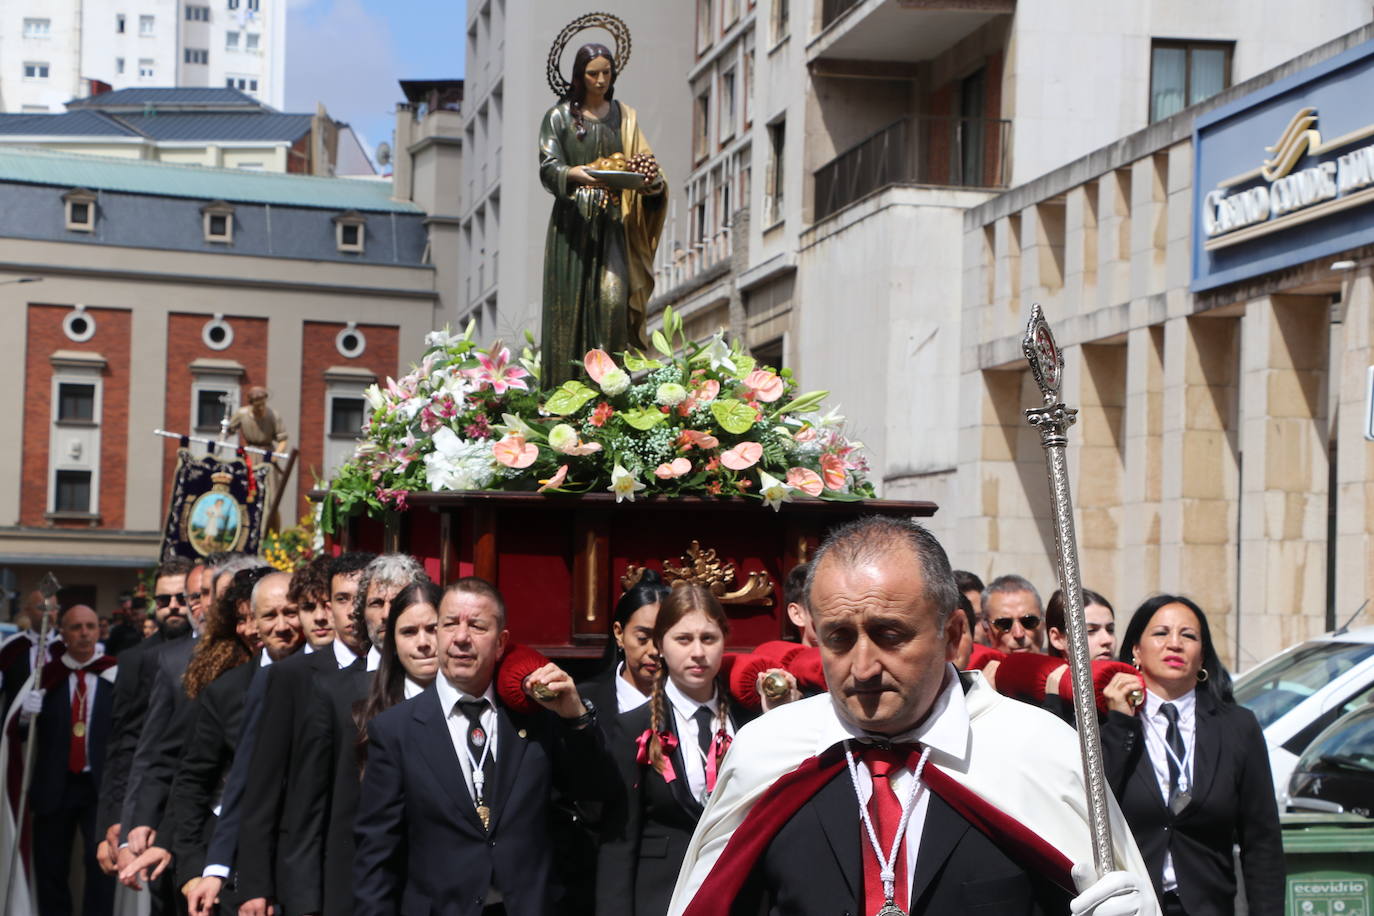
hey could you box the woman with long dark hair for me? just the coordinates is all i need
[539,41,666,386]
[1100,595,1283,916]
[182,565,271,699]
[1045,587,1117,661]
[578,569,671,732]
[354,579,441,762]
[596,585,755,916]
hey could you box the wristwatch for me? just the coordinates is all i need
[566,697,597,729]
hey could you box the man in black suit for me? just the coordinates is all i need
[17,604,117,915]
[97,556,193,879]
[669,517,1157,916]
[353,577,610,916]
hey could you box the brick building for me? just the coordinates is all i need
[0,146,437,614]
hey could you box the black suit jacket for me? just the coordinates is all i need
[287,661,371,916]
[97,629,166,835]
[124,634,198,839]
[234,648,339,909]
[30,669,115,816]
[165,658,258,888]
[352,684,611,916]
[597,697,756,916]
[576,666,623,743]
[1100,691,1284,916]
[731,760,1072,916]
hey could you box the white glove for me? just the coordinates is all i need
[18,688,45,722]
[1070,863,1153,916]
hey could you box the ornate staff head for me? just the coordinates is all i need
[546,12,632,98]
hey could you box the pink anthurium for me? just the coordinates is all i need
[538,464,569,492]
[584,349,617,384]
[654,457,692,479]
[721,441,763,471]
[820,454,846,490]
[692,379,721,403]
[786,467,824,497]
[742,369,785,403]
[493,434,537,468]
[677,429,720,450]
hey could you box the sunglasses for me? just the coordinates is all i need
[990,614,1042,632]
[154,592,189,608]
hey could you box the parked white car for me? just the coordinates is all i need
[1233,625,1374,802]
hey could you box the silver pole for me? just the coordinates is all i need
[1021,304,1114,876]
[152,429,290,461]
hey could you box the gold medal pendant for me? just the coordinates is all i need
[72,721,86,738]
[875,901,907,916]
[477,804,491,830]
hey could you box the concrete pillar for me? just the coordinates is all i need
[1129,154,1167,301]
[1160,314,1240,664]
[1122,324,1165,609]
[1076,342,1127,601]
[1335,268,1374,630]
[1064,183,1097,318]
[1097,170,1131,309]
[1238,295,1330,666]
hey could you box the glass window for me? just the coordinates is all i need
[245,32,259,50]
[1234,640,1374,730]
[694,91,710,161]
[139,59,154,78]
[116,14,125,33]
[139,14,155,35]
[697,0,714,54]
[116,57,125,74]
[208,214,229,237]
[720,69,736,142]
[330,397,366,437]
[23,62,50,79]
[57,383,96,422]
[184,48,209,64]
[226,31,239,49]
[1297,706,1374,774]
[772,0,789,42]
[766,120,785,225]
[1150,39,1232,122]
[54,470,91,513]
[195,389,229,430]
[23,18,51,38]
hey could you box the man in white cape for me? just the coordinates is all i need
[668,517,1157,916]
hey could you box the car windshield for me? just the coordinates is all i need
[1234,640,1374,730]
[1298,707,1374,773]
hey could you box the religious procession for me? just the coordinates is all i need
[3,3,1374,916]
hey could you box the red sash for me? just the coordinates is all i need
[680,745,1075,916]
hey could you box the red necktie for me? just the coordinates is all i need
[862,747,917,913]
[68,670,88,773]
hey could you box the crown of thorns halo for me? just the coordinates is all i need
[546,12,631,98]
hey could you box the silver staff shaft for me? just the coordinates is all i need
[1022,305,1114,877]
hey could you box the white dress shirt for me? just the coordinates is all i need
[403,677,425,700]
[615,663,651,714]
[665,679,736,805]
[835,663,969,888]
[332,639,360,670]
[59,653,106,773]
[366,645,381,672]
[432,675,501,903]
[1142,688,1196,891]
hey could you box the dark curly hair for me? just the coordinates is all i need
[183,565,271,699]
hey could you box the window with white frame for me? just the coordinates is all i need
[246,0,260,10]
[116,57,125,74]
[191,374,240,432]
[116,14,126,33]
[139,14,155,35]
[226,30,240,49]
[694,90,711,162]
[245,32,260,50]
[23,18,51,39]
[23,62,50,80]
[64,188,97,232]
[139,59,155,78]
[48,356,104,518]
[185,48,209,64]
[766,118,785,226]
[186,5,211,20]
[771,0,789,43]
[719,68,736,143]
[323,368,375,477]
[697,0,714,54]
[334,211,366,253]
[201,201,235,243]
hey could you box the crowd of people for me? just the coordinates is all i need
[0,518,1282,916]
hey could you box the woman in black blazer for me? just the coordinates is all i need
[1100,595,1283,916]
[577,569,672,738]
[597,584,756,916]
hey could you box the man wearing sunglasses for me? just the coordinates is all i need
[980,574,1046,654]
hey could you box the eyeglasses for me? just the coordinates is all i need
[990,614,1042,632]
[154,592,189,608]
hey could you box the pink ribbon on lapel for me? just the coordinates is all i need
[705,730,732,794]
[635,728,680,783]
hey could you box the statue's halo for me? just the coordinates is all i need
[546,12,632,98]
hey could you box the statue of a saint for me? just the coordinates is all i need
[226,386,288,458]
[540,25,666,388]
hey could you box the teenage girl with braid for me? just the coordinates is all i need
[595,585,757,916]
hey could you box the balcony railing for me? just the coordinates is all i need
[821,0,864,29]
[813,115,1010,221]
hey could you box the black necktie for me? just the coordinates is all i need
[1159,702,1185,804]
[693,705,715,758]
[458,698,496,829]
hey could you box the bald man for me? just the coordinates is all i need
[18,605,119,915]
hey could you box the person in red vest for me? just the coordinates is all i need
[16,604,117,916]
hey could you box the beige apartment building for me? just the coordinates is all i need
[960,25,1374,669]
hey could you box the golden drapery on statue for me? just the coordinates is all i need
[538,98,667,388]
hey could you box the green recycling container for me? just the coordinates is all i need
[1281,813,1374,916]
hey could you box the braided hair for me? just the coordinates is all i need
[645,583,730,775]
[568,42,616,141]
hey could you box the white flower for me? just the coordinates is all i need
[655,382,687,407]
[548,423,578,453]
[363,384,385,411]
[757,470,794,512]
[702,332,738,374]
[423,427,495,491]
[399,398,426,422]
[497,412,538,440]
[600,368,631,396]
[816,406,846,428]
[425,327,456,350]
[608,464,646,503]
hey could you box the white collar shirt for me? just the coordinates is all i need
[1143,688,1196,891]
[302,642,315,655]
[665,679,735,806]
[823,663,971,892]
[332,638,359,670]
[366,645,381,672]
[433,676,502,904]
[259,647,274,668]
[403,677,425,700]
[60,653,101,773]
[615,662,650,714]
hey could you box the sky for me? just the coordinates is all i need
[284,0,467,170]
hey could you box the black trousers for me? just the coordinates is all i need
[1161,890,1189,916]
[32,772,115,916]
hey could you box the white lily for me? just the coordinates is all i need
[757,470,794,512]
[425,327,456,350]
[701,331,737,374]
[608,464,646,503]
[363,383,385,411]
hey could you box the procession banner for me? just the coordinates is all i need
[160,445,270,561]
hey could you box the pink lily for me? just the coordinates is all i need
[721,441,763,471]
[493,433,537,468]
[654,457,692,479]
[463,347,531,395]
[786,467,824,497]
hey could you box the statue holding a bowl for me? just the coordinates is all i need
[540,14,667,388]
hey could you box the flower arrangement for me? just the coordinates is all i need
[319,307,872,532]
[260,518,318,572]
